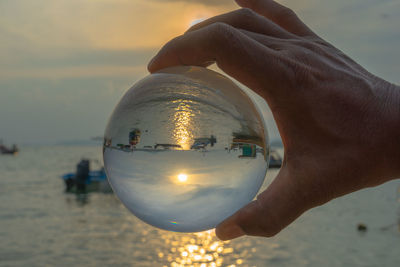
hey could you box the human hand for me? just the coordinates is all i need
[148,0,400,240]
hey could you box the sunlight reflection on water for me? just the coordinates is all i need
[157,230,244,267]
[173,99,195,151]
[1,147,399,266]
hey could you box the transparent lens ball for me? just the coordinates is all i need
[103,66,269,232]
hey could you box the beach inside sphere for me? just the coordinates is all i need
[103,66,269,232]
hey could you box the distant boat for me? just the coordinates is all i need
[191,135,217,150]
[269,150,282,168]
[0,143,18,155]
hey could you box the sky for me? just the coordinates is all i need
[1,0,399,144]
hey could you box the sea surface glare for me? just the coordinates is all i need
[0,146,399,266]
[103,66,269,232]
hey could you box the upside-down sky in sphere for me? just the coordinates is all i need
[1,0,399,144]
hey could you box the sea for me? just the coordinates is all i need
[0,145,399,267]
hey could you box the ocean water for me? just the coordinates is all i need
[1,145,399,267]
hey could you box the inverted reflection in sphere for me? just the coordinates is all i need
[103,66,269,232]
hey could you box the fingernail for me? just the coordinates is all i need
[216,223,245,241]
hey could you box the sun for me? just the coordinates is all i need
[177,173,188,182]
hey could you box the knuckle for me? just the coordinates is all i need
[208,22,231,33]
[299,39,316,50]
[276,7,297,19]
[291,38,321,54]
[238,7,256,18]
[291,62,316,87]
[207,22,236,43]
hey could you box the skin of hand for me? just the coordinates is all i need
[148,0,400,240]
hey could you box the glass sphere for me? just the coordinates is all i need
[103,66,269,232]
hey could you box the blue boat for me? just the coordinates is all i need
[61,159,111,193]
[61,169,107,183]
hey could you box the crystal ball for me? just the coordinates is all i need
[103,66,269,232]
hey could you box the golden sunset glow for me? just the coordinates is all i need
[0,0,235,81]
[159,230,237,266]
[177,173,188,183]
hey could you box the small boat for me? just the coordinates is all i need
[191,135,217,150]
[61,159,112,193]
[269,150,283,168]
[0,143,18,155]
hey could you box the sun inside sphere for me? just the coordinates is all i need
[103,66,270,232]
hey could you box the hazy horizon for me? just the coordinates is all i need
[1,0,399,144]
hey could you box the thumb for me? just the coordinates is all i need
[216,167,313,240]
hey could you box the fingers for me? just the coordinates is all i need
[237,29,290,51]
[148,23,287,100]
[187,8,295,39]
[216,167,313,240]
[235,0,317,37]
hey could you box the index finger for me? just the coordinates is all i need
[148,23,286,100]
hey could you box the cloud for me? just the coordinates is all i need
[1,0,400,145]
[0,0,233,51]
[0,0,234,81]
[0,48,154,80]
